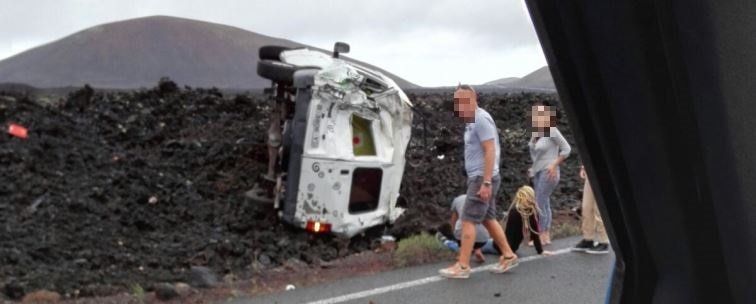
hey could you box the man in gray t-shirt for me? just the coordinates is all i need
[464,109,501,178]
[439,85,518,279]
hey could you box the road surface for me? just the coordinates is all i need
[237,237,614,304]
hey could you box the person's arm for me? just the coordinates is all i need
[450,211,458,232]
[529,214,544,254]
[481,140,495,183]
[475,116,498,202]
[546,128,571,180]
[552,128,572,165]
[502,206,523,253]
[552,155,567,167]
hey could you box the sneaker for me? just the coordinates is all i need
[439,263,471,279]
[586,243,610,254]
[435,232,447,243]
[491,255,519,274]
[572,239,594,252]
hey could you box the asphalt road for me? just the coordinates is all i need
[238,237,614,304]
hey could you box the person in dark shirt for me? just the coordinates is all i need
[481,185,554,256]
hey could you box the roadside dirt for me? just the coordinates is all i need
[43,249,397,304]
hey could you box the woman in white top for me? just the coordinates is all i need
[528,100,571,245]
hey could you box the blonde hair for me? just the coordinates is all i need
[511,185,540,233]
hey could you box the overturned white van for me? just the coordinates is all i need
[255,43,413,238]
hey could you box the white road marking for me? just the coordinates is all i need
[304,247,573,304]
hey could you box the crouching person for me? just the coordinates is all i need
[440,191,553,259]
[481,186,554,256]
[438,195,491,263]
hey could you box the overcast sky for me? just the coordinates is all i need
[0,0,546,87]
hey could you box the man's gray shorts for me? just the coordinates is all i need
[461,175,501,224]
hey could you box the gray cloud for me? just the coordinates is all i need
[0,0,545,86]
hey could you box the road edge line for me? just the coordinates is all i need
[304,247,573,304]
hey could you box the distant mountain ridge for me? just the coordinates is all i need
[483,66,555,91]
[0,16,418,89]
[484,77,519,86]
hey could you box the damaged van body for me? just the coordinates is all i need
[256,43,413,238]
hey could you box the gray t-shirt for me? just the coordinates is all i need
[451,195,490,242]
[464,108,500,178]
[528,127,571,176]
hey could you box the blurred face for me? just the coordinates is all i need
[531,105,556,130]
[453,89,477,122]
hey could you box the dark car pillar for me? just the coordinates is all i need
[281,69,320,225]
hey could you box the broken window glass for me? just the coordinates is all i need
[351,114,376,156]
[348,168,383,214]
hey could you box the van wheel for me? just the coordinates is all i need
[259,46,292,60]
[257,60,297,84]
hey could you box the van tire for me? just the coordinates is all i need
[259,46,291,60]
[257,60,297,84]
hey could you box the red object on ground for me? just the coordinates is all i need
[8,124,28,139]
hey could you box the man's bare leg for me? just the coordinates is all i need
[473,249,486,263]
[457,220,477,268]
